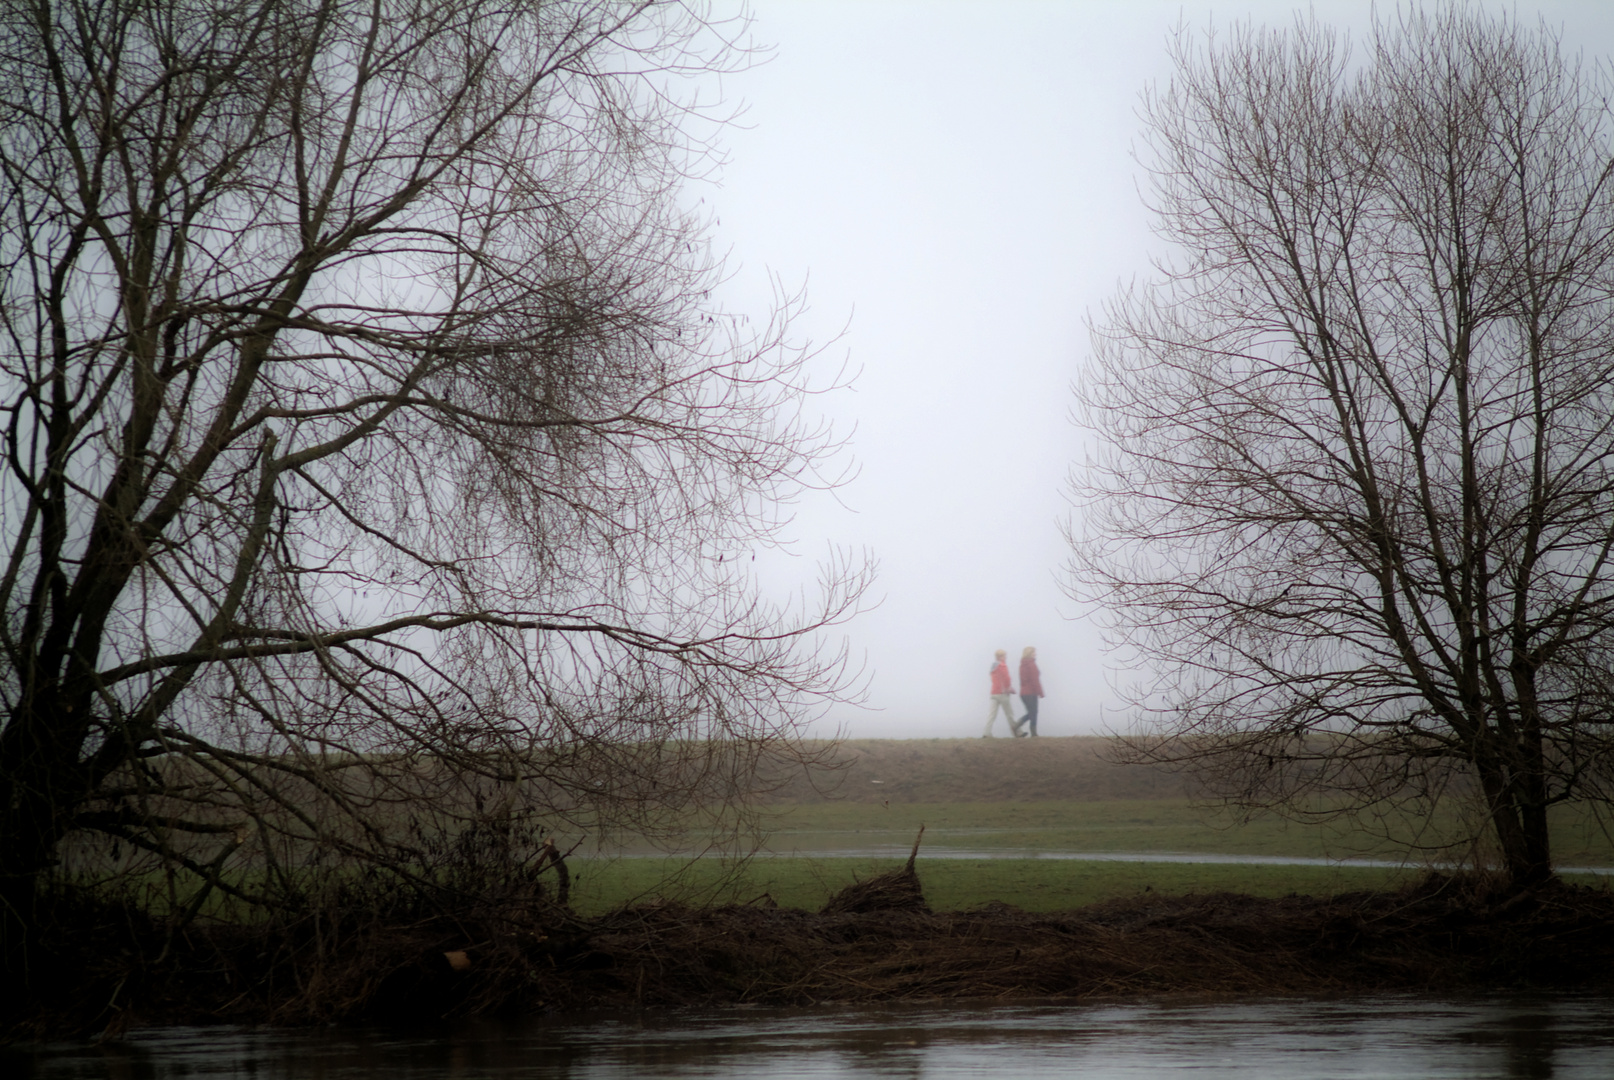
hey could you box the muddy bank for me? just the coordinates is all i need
[574,877,1614,1008]
[8,868,1614,1041]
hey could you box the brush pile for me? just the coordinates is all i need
[9,865,1614,1039]
[820,827,929,915]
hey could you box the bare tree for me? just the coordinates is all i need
[1070,7,1614,886]
[0,0,868,934]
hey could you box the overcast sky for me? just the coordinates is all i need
[692,0,1614,740]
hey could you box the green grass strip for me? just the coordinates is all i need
[566,855,1564,915]
[748,799,1614,865]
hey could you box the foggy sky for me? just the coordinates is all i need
[697,0,1614,740]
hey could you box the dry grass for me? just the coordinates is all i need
[764,737,1192,804]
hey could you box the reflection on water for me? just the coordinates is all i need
[13,994,1614,1079]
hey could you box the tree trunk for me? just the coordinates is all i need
[0,694,96,987]
[0,698,92,900]
[1474,750,1554,887]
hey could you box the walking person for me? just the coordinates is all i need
[983,649,1016,736]
[1014,646,1044,736]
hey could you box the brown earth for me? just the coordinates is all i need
[769,736,1191,803]
[567,874,1614,1010]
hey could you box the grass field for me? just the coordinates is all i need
[565,796,1614,914]
[87,739,1614,919]
[758,799,1404,859]
[565,854,1612,915]
[561,854,1425,914]
[752,797,1614,863]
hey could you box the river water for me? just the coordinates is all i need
[14,994,1614,1078]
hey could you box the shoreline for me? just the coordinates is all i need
[9,870,1614,1042]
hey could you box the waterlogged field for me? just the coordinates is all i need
[65,740,1614,919]
[749,795,1614,865]
[562,853,1418,915]
[564,797,1614,915]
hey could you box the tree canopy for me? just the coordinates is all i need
[0,0,866,931]
[1071,7,1614,885]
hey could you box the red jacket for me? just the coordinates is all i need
[989,660,1013,695]
[1019,657,1043,697]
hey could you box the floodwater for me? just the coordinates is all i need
[752,846,1614,875]
[13,994,1614,1078]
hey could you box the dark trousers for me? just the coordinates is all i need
[1018,695,1039,735]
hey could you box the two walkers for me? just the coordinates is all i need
[983,647,1044,737]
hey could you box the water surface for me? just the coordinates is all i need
[15,994,1614,1078]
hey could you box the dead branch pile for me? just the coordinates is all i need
[576,872,1614,1009]
[819,827,929,915]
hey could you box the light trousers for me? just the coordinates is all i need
[983,693,1016,736]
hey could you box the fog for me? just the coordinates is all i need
[697,0,1614,740]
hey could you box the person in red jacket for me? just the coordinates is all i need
[1014,646,1044,736]
[983,649,1015,736]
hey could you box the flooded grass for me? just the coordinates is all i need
[752,798,1614,865]
[567,852,1614,915]
[563,855,1423,914]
